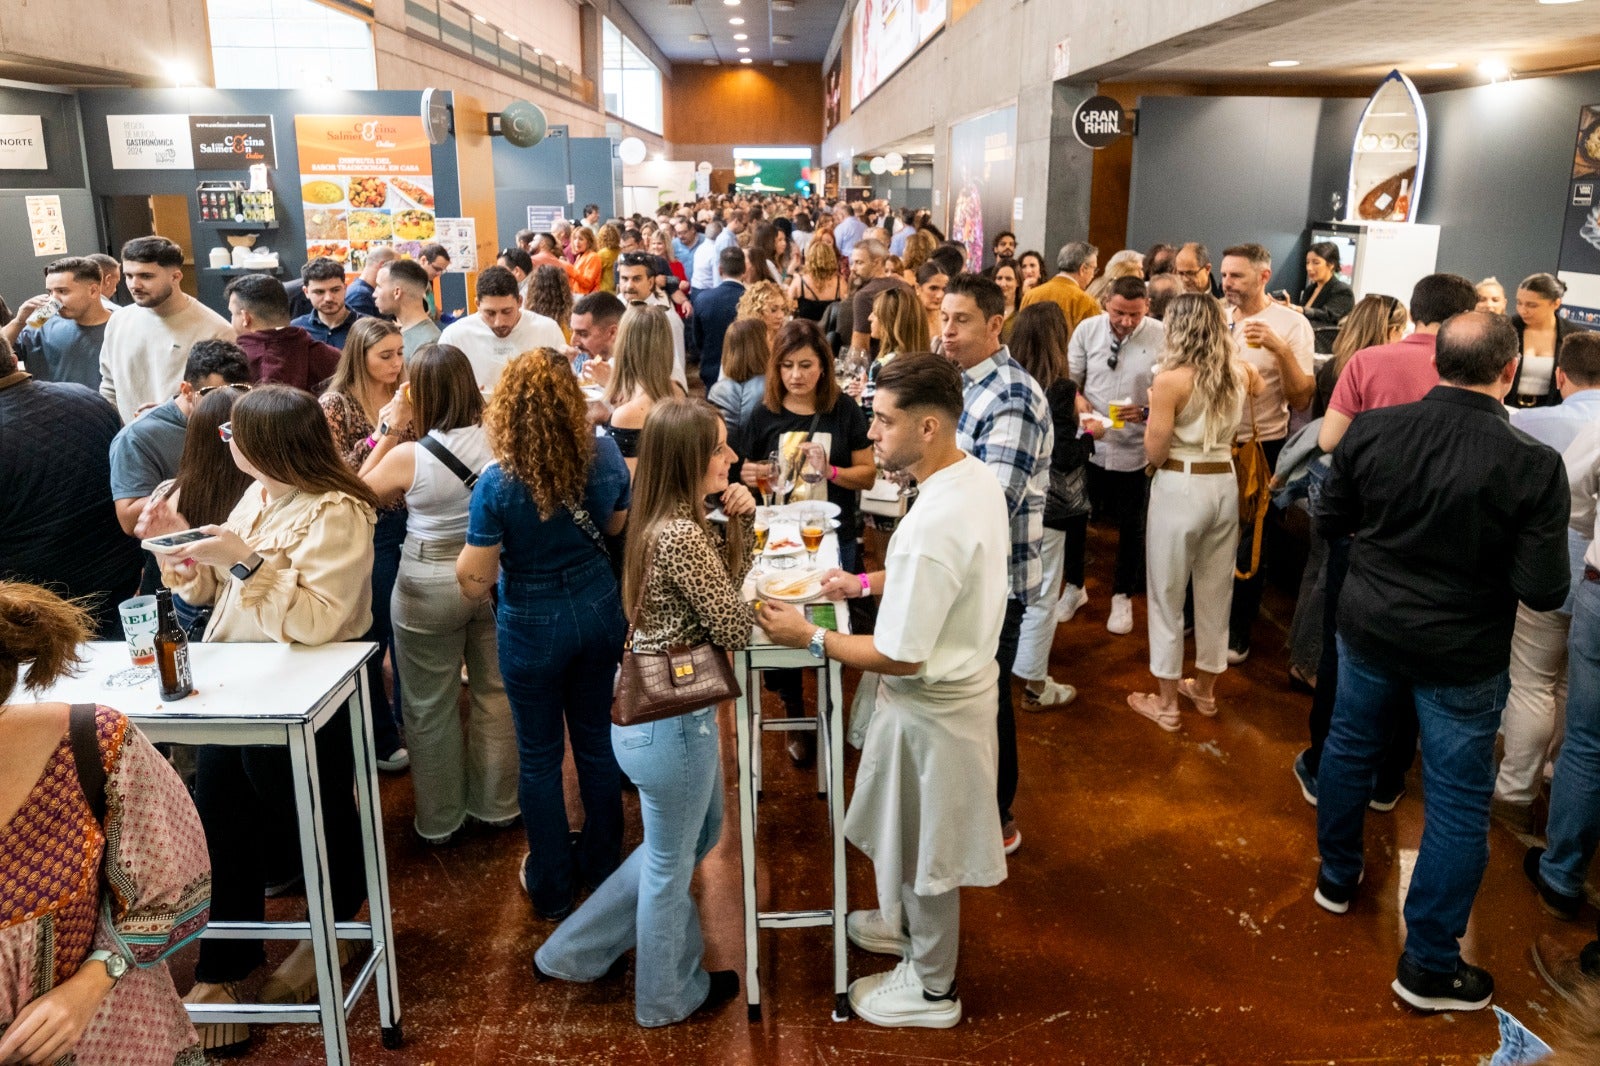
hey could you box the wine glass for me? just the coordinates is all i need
[769,450,794,505]
[755,456,774,507]
[752,507,772,575]
[800,446,826,496]
[800,505,826,567]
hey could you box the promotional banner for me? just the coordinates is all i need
[294,114,435,273]
[189,115,276,170]
[0,115,47,170]
[850,0,947,109]
[1557,103,1600,327]
[107,114,194,170]
[824,54,843,134]
[947,105,1016,274]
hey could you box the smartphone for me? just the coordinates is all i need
[805,602,839,631]
[141,529,216,553]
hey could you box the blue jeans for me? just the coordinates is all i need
[366,508,406,757]
[1542,575,1600,897]
[497,556,626,915]
[1318,636,1508,972]
[535,707,724,1027]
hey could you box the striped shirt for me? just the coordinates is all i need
[956,346,1054,605]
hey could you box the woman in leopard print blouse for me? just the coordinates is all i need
[535,399,759,1028]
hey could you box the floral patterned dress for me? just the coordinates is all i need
[0,706,212,1065]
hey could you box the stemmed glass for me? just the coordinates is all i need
[800,505,827,567]
[800,447,826,497]
[768,449,794,506]
[752,507,772,575]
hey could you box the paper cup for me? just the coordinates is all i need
[118,595,159,667]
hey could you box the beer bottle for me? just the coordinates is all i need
[155,588,193,701]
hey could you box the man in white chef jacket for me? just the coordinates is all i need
[759,353,1010,1029]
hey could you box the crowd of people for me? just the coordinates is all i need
[3,188,1600,1061]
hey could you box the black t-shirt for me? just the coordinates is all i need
[739,396,871,534]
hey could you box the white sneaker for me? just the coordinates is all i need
[1023,678,1077,711]
[1226,645,1250,665]
[376,747,410,772]
[847,909,910,956]
[1106,594,1134,635]
[1055,584,1087,623]
[848,960,962,1029]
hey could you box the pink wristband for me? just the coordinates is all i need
[858,573,871,596]
[830,464,839,482]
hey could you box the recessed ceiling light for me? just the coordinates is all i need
[504,32,517,40]
[473,13,487,22]
[1480,58,1511,79]
[737,46,750,53]
[690,33,709,42]
[734,32,748,40]
[723,0,740,5]
[1267,59,1300,68]
[1538,0,1584,5]
[729,16,744,24]
[1425,61,1459,69]
[533,47,542,54]
[772,33,792,43]
[740,57,752,63]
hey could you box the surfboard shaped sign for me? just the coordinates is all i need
[1348,69,1427,223]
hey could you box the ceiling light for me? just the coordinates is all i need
[740,57,752,63]
[504,32,517,41]
[1479,58,1511,79]
[690,33,709,42]
[1538,0,1585,5]
[473,13,487,22]
[1267,59,1300,68]
[729,16,744,24]
[724,0,741,5]
[772,33,793,43]
[772,0,794,9]
[737,46,750,53]
[734,32,748,40]
[1425,61,1459,69]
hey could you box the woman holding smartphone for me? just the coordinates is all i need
[141,384,379,1052]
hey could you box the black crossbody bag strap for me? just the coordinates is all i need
[418,433,479,489]
[70,703,107,823]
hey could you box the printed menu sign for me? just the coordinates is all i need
[433,218,477,272]
[0,115,47,170]
[189,114,276,169]
[106,114,194,170]
[26,195,67,256]
[294,114,437,274]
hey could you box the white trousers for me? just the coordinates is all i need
[1493,601,1570,805]
[1013,527,1065,682]
[1145,469,1238,680]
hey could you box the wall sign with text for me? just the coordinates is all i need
[0,115,47,170]
[190,114,276,169]
[107,114,195,170]
[1072,96,1130,150]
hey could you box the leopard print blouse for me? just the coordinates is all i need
[631,506,757,654]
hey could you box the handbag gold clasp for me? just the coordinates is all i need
[673,662,696,679]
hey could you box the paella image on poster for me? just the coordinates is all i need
[946,105,1016,274]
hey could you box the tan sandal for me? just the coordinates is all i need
[1126,692,1181,732]
[260,939,358,1004]
[1177,678,1218,717]
[184,980,251,1055]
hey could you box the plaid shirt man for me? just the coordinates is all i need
[956,345,1054,605]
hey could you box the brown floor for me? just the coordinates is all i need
[172,522,1595,1064]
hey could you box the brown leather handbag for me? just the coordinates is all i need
[612,541,742,727]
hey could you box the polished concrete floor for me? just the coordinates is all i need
[171,523,1596,1064]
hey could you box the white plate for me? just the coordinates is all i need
[770,500,841,521]
[757,569,825,603]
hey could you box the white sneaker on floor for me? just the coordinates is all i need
[847,909,910,956]
[1106,594,1134,635]
[1023,678,1077,710]
[1055,584,1087,623]
[848,960,962,1029]
[376,747,410,772]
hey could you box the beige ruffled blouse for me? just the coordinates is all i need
[162,486,377,645]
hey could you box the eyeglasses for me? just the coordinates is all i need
[217,421,233,442]
[1179,267,1209,279]
[198,383,251,397]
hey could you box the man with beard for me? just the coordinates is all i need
[438,265,566,391]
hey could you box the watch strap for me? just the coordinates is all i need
[231,552,264,581]
[808,626,828,659]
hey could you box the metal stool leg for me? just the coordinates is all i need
[825,662,851,1020]
[735,652,763,1021]
[347,676,403,1049]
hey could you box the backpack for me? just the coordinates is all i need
[1233,400,1271,580]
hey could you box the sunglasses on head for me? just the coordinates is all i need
[198,383,251,397]
[217,421,234,442]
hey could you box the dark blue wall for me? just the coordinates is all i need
[76,88,467,315]
[490,128,617,250]
[0,86,99,311]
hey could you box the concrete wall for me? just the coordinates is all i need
[0,0,214,86]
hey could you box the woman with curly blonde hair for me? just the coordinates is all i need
[595,222,622,295]
[899,228,938,283]
[788,239,844,322]
[737,280,789,351]
[525,264,575,342]
[456,349,632,921]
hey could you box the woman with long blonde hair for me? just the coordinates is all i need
[595,222,622,294]
[456,350,631,922]
[605,306,684,470]
[788,239,844,322]
[737,280,790,351]
[534,398,755,1027]
[571,226,603,295]
[1129,293,1261,731]
[1319,294,1408,414]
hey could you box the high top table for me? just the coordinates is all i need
[36,641,402,1065]
[736,533,852,1021]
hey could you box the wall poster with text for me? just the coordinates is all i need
[1558,104,1600,327]
[946,104,1016,275]
[294,114,436,274]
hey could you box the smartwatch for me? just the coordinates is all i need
[807,627,828,660]
[230,552,265,582]
[86,949,129,984]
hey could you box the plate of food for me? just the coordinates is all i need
[393,209,435,241]
[305,209,347,241]
[763,527,806,557]
[390,177,435,210]
[757,569,825,603]
[302,179,344,206]
[347,176,388,209]
[305,241,349,264]
[346,210,393,242]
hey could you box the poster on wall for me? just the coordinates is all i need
[26,195,67,256]
[1557,103,1600,327]
[850,0,947,109]
[947,105,1016,274]
[433,218,477,273]
[824,53,844,134]
[294,114,436,273]
[0,115,47,170]
[189,115,276,170]
[107,114,194,170]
